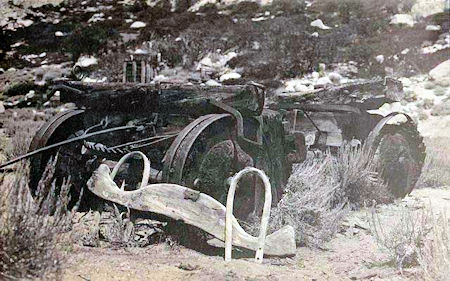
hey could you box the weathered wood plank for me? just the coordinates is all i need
[87,164,296,256]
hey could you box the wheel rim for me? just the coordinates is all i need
[375,133,420,197]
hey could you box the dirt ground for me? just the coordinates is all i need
[60,187,449,281]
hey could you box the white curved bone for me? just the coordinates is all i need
[225,167,272,263]
[110,151,151,189]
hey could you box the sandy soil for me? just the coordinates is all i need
[61,187,449,281]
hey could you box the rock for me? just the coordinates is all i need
[429,60,450,86]
[390,14,414,27]
[396,243,418,268]
[315,76,332,87]
[16,19,34,28]
[76,56,98,68]
[219,72,241,82]
[197,52,238,75]
[55,31,64,37]
[328,72,342,84]
[411,0,446,18]
[426,25,441,31]
[284,80,313,92]
[205,79,221,86]
[375,55,384,64]
[130,21,146,29]
[0,101,5,114]
[310,19,331,30]
[311,71,320,80]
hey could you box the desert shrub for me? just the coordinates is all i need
[417,212,450,281]
[63,24,118,61]
[269,144,391,247]
[418,137,450,188]
[2,109,45,159]
[370,206,431,269]
[0,161,77,280]
[370,205,449,279]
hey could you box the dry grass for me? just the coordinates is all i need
[417,211,450,281]
[0,159,78,280]
[1,109,46,160]
[370,206,449,280]
[418,137,450,188]
[269,144,391,247]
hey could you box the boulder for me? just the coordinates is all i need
[219,72,241,82]
[390,14,414,27]
[411,0,446,18]
[429,60,450,86]
[310,19,331,30]
[130,21,146,29]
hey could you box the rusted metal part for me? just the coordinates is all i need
[225,167,272,263]
[162,114,219,180]
[0,125,138,169]
[366,112,414,149]
[29,109,85,151]
[276,103,362,114]
[163,114,231,183]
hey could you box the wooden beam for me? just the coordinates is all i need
[87,164,296,256]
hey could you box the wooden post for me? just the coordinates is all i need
[145,63,151,83]
[122,62,127,83]
[141,60,146,83]
[132,61,137,83]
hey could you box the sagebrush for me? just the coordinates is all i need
[269,144,391,247]
[0,160,78,280]
[370,205,449,280]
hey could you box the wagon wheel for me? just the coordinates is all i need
[373,122,425,198]
[29,109,91,204]
[163,114,258,219]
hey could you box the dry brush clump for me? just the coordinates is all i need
[370,206,449,280]
[269,144,391,247]
[418,137,450,188]
[0,159,78,280]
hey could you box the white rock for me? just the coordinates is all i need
[130,21,146,29]
[429,60,450,86]
[285,80,313,92]
[0,101,5,113]
[411,0,446,18]
[76,56,98,68]
[328,72,342,84]
[311,71,320,80]
[315,76,332,87]
[219,72,241,82]
[82,77,107,83]
[39,52,46,58]
[134,49,149,54]
[55,31,64,37]
[311,32,319,37]
[376,55,384,64]
[205,80,222,86]
[426,25,441,31]
[401,48,410,55]
[252,17,267,22]
[17,19,34,28]
[310,19,331,30]
[25,90,35,100]
[390,14,414,27]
